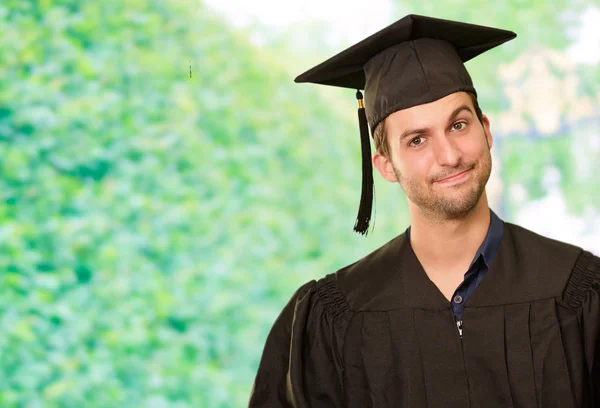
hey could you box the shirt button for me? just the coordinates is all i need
[453,295,463,304]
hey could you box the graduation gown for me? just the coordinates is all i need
[249,222,600,407]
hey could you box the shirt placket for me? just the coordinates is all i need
[451,258,484,337]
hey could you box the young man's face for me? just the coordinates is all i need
[373,92,493,219]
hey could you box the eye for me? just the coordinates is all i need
[408,136,424,147]
[452,121,467,131]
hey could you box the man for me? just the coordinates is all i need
[249,15,600,407]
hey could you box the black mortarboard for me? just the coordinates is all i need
[294,14,516,235]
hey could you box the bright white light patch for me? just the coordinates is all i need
[203,0,393,47]
[567,7,600,65]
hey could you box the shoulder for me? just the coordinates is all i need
[506,222,585,286]
[286,274,356,327]
[506,222,600,305]
[562,249,600,311]
[273,234,408,318]
[321,233,411,311]
[283,235,406,326]
[334,233,405,281]
[505,221,584,257]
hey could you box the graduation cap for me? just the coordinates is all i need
[295,14,516,235]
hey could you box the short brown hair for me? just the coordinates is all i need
[372,92,484,159]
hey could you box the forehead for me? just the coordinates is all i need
[385,92,474,129]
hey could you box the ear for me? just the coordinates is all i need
[481,114,493,149]
[373,151,398,183]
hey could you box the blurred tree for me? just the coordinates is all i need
[0,0,403,406]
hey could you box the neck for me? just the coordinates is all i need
[408,194,491,269]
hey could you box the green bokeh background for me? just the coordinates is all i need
[1,0,599,406]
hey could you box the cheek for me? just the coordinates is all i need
[461,137,487,159]
[409,156,434,179]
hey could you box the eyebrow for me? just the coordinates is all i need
[399,104,474,141]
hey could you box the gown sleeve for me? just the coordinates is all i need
[563,250,600,404]
[248,276,352,408]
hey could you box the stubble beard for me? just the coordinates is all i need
[392,148,492,222]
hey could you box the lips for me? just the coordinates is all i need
[436,168,471,183]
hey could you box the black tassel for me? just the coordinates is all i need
[354,90,374,235]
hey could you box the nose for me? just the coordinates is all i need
[432,132,462,167]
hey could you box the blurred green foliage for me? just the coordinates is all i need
[0,0,400,406]
[0,0,598,407]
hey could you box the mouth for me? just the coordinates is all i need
[435,168,472,184]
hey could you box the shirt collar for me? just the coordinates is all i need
[405,208,505,269]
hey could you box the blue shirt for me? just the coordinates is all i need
[406,208,505,322]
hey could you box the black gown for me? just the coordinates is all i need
[249,222,600,407]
